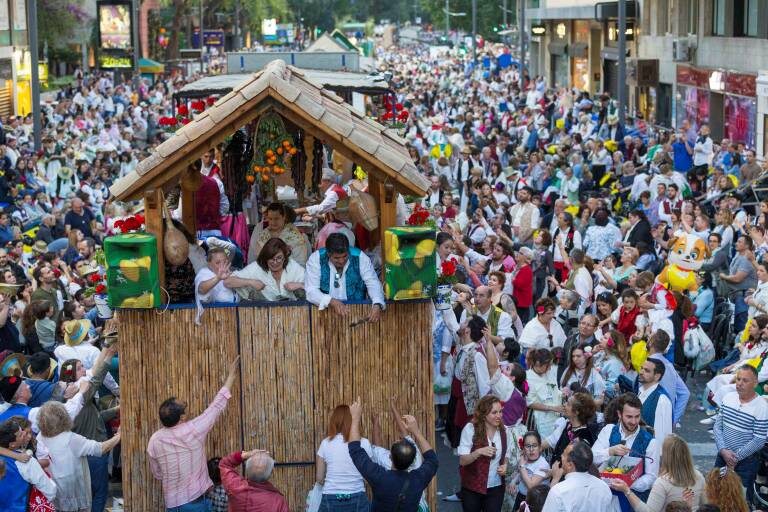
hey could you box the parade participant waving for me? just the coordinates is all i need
[593,393,661,512]
[305,232,385,320]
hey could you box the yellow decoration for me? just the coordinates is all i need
[385,231,401,266]
[556,118,565,130]
[121,292,154,308]
[630,340,649,373]
[119,256,151,282]
[354,165,367,181]
[657,234,710,293]
[605,140,618,152]
[415,239,436,258]
[547,144,558,155]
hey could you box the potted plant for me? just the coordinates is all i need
[435,260,458,310]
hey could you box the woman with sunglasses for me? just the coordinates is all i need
[541,391,600,464]
[519,298,567,355]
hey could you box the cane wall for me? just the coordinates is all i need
[119,300,435,511]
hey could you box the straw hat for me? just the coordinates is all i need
[63,319,92,347]
[0,350,26,377]
[32,240,48,254]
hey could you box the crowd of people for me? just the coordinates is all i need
[1,36,768,512]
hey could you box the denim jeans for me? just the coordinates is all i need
[87,454,110,512]
[166,497,211,512]
[319,492,370,512]
[716,452,760,503]
[733,294,749,334]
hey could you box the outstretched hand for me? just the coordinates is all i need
[350,397,363,423]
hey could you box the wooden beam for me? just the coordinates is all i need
[180,166,200,235]
[144,189,166,293]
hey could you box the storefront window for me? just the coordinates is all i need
[573,58,589,91]
[724,95,756,147]
[676,85,710,132]
[713,0,726,35]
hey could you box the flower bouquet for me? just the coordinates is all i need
[435,259,458,310]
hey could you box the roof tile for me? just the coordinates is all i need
[177,115,216,142]
[240,74,270,100]
[209,92,246,123]
[321,104,354,137]
[134,152,163,176]
[293,92,325,120]
[373,145,408,173]
[347,128,380,155]
[232,72,262,92]
[268,74,301,102]
[156,130,190,158]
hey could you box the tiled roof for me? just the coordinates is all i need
[111,60,428,201]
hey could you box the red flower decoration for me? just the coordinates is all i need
[397,110,409,121]
[89,273,101,283]
[135,214,145,224]
[395,103,403,111]
[95,284,107,294]
[177,104,189,116]
[181,118,191,125]
[206,96,216,106]
[191,100,205,112]
[518,437,524,449]
[382,111,394,120]
[441,260,457,277]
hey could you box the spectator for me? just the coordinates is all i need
[218,449,289,511]
[347,398,439,511]
[542,440,613,512]
[147,357,240,511]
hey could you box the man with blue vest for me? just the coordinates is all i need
[305,232,386,321]
[637,358,673,443]
[593,393,660,512]
[0,416,57,511]
[0,374,88,433]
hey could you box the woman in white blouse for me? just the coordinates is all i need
[36,401,121,512]
[226,237,305,301]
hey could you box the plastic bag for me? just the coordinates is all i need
[694,327,716,371]
[306,483,322,512]
[630,340,648,373]
[683,328,701,359]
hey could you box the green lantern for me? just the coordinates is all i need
[104,233,162,308]
[384,226,437,300]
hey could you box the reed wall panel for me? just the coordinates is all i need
[119,301,434,512]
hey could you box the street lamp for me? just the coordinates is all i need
[444,1,466,40]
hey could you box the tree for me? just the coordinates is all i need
[38,0,87,51]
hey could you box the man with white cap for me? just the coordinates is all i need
[295,168,346,219]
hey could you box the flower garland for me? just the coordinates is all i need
[159,96,218,132]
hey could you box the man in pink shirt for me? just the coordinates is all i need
[147,356,240,511]
[219,449,289,511]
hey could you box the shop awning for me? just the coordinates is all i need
[548,41,568,56]
[570,42,588,59]
[139,58,165,74]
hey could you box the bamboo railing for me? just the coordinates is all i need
[119,300,434,511]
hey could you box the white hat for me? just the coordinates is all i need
[518,247,534,260]
[321,168,337,181]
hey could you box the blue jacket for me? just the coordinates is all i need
[349,440,438,511]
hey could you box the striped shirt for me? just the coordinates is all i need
[147,387,232,508]
[713,392,768,461]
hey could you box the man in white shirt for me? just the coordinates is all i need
[691,124,713,192]
[305,233,385,321]
[296,168,347,219]
[508,187,540,245]
[593,394,660,512]
[459,286,514,345]
[637,359,673,443]
[542,441,612,512]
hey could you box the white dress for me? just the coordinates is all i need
[37,431,102,512]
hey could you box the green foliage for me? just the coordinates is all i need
[419,0,518,37]
[38,0,82,48]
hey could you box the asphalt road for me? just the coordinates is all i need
[434,375,719,511]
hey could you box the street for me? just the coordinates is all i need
[434,377,718,511]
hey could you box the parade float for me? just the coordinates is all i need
[108,60,433,511]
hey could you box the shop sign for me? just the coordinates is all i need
[531,23,546,36]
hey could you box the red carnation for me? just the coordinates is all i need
[135,214,145,224]
[181,118,191,125]
[518,438,524,449]
[114,219,124,230]
[206,96,216,106]
[177,104,189,116]
[382,112,394,120]
[398,111,409,121]
[167,117,178,127]
[89,273,101,283]
[191,100,205,112]
[95,284,106,294]
[441,260,456,277]
[395,103,403,111]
